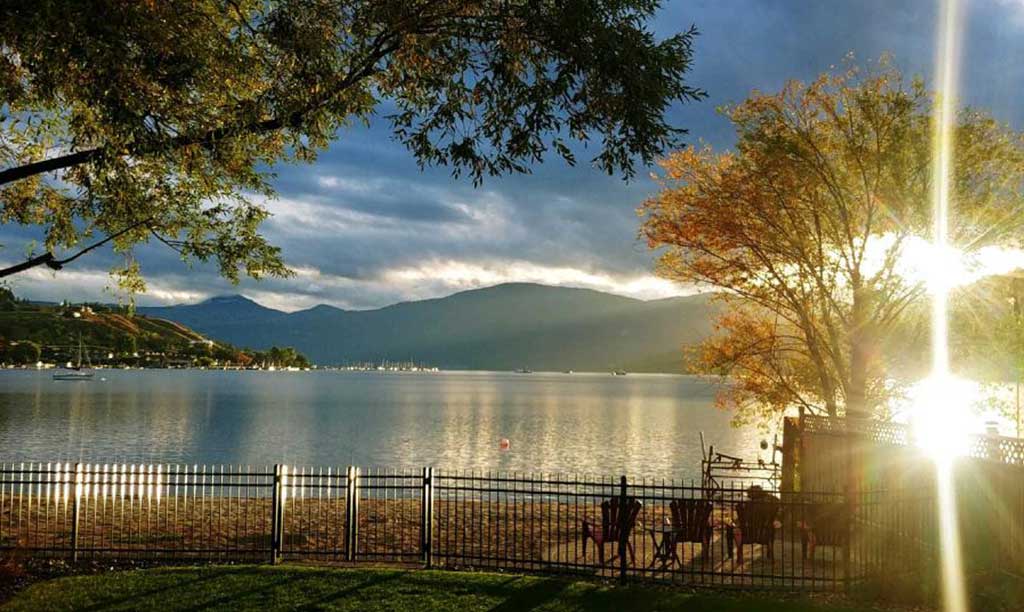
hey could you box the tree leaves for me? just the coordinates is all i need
[0,0,704,286]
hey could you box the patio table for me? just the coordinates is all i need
[647,524,683,569]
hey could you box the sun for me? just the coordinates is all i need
[898,240,971,295]
[909,373,975,462]
[889,237,1024,295]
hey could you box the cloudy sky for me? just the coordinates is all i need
[5,0,1024,311]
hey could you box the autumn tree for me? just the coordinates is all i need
[0,0,705,288]
[641,59,1024,424]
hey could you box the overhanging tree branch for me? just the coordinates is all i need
[0,217,153,279]
[0,112,302,188]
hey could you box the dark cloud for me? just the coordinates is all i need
[5,0,1024,309]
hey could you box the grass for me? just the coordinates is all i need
[1,565,903,611]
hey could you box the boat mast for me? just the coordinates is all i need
[75,333,90,369]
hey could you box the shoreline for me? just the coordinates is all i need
[0,366,703,377]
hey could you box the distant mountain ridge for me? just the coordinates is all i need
[139,283,718,372]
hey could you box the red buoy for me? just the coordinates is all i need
[499,438,511,451]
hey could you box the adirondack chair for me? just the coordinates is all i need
[669,498,715,562]
[581,497,642,566]
[733,498,780,563]
[798,501,850,560]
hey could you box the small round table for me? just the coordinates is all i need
[647,525,683,569]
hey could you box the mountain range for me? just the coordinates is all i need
[138,283,717,372]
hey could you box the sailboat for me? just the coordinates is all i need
[52,334,95,381]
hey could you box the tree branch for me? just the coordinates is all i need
[0,115,291,187]
[0,253,59,277]
[0,217,153,279]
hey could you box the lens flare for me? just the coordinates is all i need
[911,374,973,460]
[929,1,969,611]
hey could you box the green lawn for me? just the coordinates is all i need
[1,565,895,611]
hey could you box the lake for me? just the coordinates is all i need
[0,370,769,480]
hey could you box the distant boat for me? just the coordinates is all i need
[53,334,94,381]
[612,370,627,376]
[563,370,574,374]
[514,368,533,374]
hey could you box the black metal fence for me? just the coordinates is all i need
[0,462,938,591]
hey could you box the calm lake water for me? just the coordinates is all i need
[0,370,768,480]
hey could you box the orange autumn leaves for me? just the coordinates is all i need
[640,59,1024,425]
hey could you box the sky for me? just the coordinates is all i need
[5,0,1024,312]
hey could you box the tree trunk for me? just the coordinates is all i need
[799,315,838,418]
[846,282,871,420]
[819,365,839,418]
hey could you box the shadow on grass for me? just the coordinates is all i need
[60,567,409,612]
[176,570,326,612]
[5,566,871,612]
[487,576,572,611]
[77,567,252,612]
[74,569,274,612]
[297,570,408,608]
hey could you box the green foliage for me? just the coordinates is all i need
[252,345,310,368]
[951,277,1024,380]
[0,285,15,311]
[113,334,138,357]
[3,339,40,364]
[0,0,704,287]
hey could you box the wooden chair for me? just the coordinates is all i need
[733,498,780,563]
[669,498,714,562]
[581,497,642,566]
[798,501,850,560]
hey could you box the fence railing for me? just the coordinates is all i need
[0,462,937,591]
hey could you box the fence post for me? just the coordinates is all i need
[618,475,628,584]
[280,465,289,563]
[843,488,853,590]
[270,464,286,564]
[70,462,81,562]
[346,466,360,561]
[422,467,434,568]
[270,464,279,563]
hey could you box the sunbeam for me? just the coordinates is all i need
[915,1,970,611]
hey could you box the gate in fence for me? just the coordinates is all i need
[1,461,936,591]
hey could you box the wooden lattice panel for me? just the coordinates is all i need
[967,436,1024,466]
[802,416,1023,467]
[801,415,910,446]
